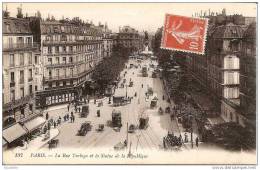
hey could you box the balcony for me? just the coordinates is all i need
[28,77,33,82]
[3,94,34,112]
[44,68,94,82]
[44,74,78,81]
[46,62,74,68]
[19,79,24,84]
[42,39,102,46]
[10,81,15,87]
[3,43,39,52]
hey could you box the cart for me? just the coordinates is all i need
[96,124,105,132]
[81,104,89,118]
[139,113,149,129]
[112,110,122,128]
[129,81,133,87]
[77,121,92,136]
[114,141,127,150]
[150,99,157,108]
[128,124,136,133]
[48,139,59,149]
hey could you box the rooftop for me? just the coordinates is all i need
[3,17,33,34]
[212,23,245,39]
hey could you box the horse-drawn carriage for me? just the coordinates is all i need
[96,124,105,132]
[163,133,182,150]
[129,81,134,87]
[158,107,164,115]
[48,139,59,149]
[77,121,92,136]
[80,104,89,118]
[112,110,122,128]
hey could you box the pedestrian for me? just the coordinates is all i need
[163,137,166,149]
[70,116,73,123]
[141,84,143,88]
[45,112,49,120]
[72,115,75,123]
[67,104,70,111]
[79,107,81,113]
[184,133,188,143]
[67,114,69,120]
[47,122,51,130]
[63,115,66,122]
[196,137,199,147]
[54,121,57,128]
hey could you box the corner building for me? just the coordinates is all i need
[36,20,104,107]
[2,17,40,127]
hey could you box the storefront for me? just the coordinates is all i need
[23,116,46,135]
[3,123,27,148]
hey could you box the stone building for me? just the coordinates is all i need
[35,19,104,107]
[100,23,113,58]
[240,22,256,127]
[116,26,142,54]
[2,16,41,128]
[176,13,256,127]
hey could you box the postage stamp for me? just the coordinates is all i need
[161,14,208,55]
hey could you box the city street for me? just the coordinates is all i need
[40,58,187,152]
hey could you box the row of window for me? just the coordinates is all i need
[10,69,33,84]
[46,44,103,54]
[47,54,95,65]
[9,53,39,67]
[9,85,36,102]
[45,34,102,42]
[47,64,90,78]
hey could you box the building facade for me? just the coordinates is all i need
[2,17,40,127]
[240,22,256,126]
[116,26,142,53]
[35,19,104,107]
[175,12,256,127]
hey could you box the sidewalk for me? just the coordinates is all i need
[13,128,60,151]
[163,78,201,150]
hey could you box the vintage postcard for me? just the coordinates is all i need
[1,2,257,165]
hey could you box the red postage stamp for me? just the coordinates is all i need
[161,14,208,55]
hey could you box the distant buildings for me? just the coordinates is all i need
[116,26,143,53]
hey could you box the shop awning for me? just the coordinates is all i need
[3,138,7,146]
[3,123,27,143]
[23,116,46,133]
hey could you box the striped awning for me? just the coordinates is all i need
[23,116,46,133]
[3,123,27,143]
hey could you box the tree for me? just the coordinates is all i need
[211,122,256,151]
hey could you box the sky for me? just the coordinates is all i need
[3,2,257,33]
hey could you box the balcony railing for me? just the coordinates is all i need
[46,62,74,68]
[46,61,86,68]
[44,74,78,81]
[42,39,102,46]
[10,81,15,87]
[19,79,24,84]
[44,68,94,82]
[28,77,33,82]
[3,94,34,112]
[3,43,39,52]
